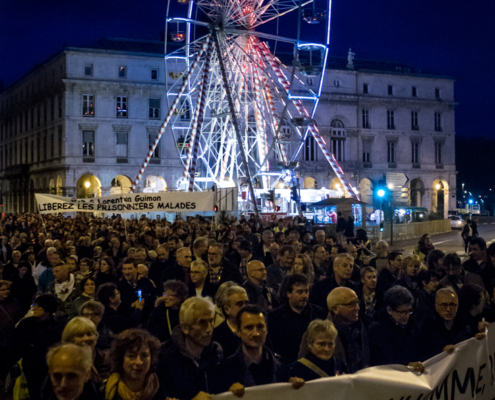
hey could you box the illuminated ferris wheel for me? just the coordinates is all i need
[130,0,359,211]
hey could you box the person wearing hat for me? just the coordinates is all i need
[12,294,65,400]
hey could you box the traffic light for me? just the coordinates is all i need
[275,206,280,212]
[380,222,384,232]
[213,205,218,212]
[290,186,299,201]
[269,189,275,204]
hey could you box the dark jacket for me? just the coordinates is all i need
[333,318,370,373]
[336,217,347,233]
[219,345,289,392]
[117,277,156,323]
[10,273,38,312]
[268,303,326,363]
[289,352,345,381]
[368,310,416,366]
[309,276,358,312]
[393,275,420,298]
[415,313,472,361]
[439,270,485,294]
[376,267,399,295]
[205,258,243,286]
[189,282,218,299]
[212,320,242,359]
[0,244,13,264]
[96,321,113,351]
[40,377,103,400]
[161,261,189,284]
[149,258,174,289]
[94,271,119,288]
[242,279,279,312]
[413,288,436,328]
[266,263,290,292]
[147,303,180,343]
[158,326,223,399]
[102,306,142,334]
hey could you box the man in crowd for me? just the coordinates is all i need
[312,245,329,280]
[463,237,490,274]
[242,260,278,312]
[439,253,485,293]
[369,240,389,272]
[79,300,113,350]
[105,237,125,267]
[190,259,217,298]
[161,247,193,284]
[268,273,326,362]
[207,244,243,287]
[254,230,275,267]
[149,244,173,288]
[314,230,326,246]
[376,251,402,295]
[192,237,209,262]
[414,269,441,326]
[310,253,358,311]
[237,240,259,281]
[267,245,295,291]
[3,250,22,280]
[35,247,57,289]
[46,263,80,320]
[212,286,248,358]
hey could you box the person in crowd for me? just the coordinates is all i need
[439,253,485,294]
[369,240,389,272]
[0,280,23,385]
[2,249,22,280]
[190,259,217,298]
[267,245,295,292]
[207,243,243,287]
[413,234,435,262]
[98,283,144,335]
[243,260,278,312]
[301,231,314,247]
[221,305,305,397]
[394,255,421,297]
[457,283,491,335]
[161,247,193,285]
[253,230,275,267]
[70,276,97,319]
[95,257,119,287]
[309,253,358,312]
[192,237,209,262]
[414,269,441,326]
[368,286,416,366]
[105,237,126,267]
[236,240,259,281]
[38,249,63,292]
[118,258,156,322]
[344,216,355,245]
[291,253,315,284]
[312,245,329,280]
[41,344,100,400]
[376,251,403,295]
[46,262,80,320]
[269,273,326,362]
[158,297,222,400]
[415,288,474,361]
[483,243,495,294]
[147,280,188,343]
[289,319,344,380]
[273,219,287,234]
[10,261,38,312]
[326,287,369,373]
[336,212,347,244]
[104,329,163,400]
[79,300,114,351]
[212,285,248,358]
[314,230,326,246]
[463,237,492,275]
[358,266,380,325]
[426,249,446,278]
[13,294,64,400]
[148,244,174,289]
[62,316,111,382]
[137,264,149,280]
[461,219,474,254]
[329,244,347,265]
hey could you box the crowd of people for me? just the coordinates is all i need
[0,212,493,400]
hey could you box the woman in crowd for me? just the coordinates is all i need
[64,256,78,274]
[103,329,163,400]
[10,261,37,312]
[414,234,435,261]
[70,276,98,319]
[290,319,344,380]
[394,255,421,297]
[95,257,119,286]
[291,254,315,285]
[344,216,355,244]
[62,316,111,382]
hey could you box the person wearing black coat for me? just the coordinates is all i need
[206,244,243,287]
[368,286,417,366]
[147,302,181,343]
[148,248,174,289]
[10,262,38,312]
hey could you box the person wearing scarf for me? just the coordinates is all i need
[46,263,80,321]
[104,329,164,400]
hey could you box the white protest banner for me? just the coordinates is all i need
[215,323,495,400]
[35,192,215,214]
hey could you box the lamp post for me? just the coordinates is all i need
[377,189,385,241]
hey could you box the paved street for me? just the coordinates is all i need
[391,217,495,258]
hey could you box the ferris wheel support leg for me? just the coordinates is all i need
[257,40,360,201]
[186,40,215,192]
[130,35,212,193]
[213,31,259,217]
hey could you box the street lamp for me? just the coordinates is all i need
[84,181,90,189]
[377,189,385,241]
[435,184,441,190]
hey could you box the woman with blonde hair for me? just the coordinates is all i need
[394,255,421,296]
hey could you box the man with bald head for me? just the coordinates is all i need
[327,287,369,373]
[41,343,99,400]
[161,247,193,284]
[242,260,279,312]
[415,288,473,360]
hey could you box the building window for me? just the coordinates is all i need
[387,141,395,163]
[304,136,317,161]
[434,112,442,131]
[116,96,128,118]
[411,111,419,130]
[411,142,419,163]
[362,141,371,162]
[58,126,63,157]
[82,94,94,117]
[149,134,160,158]
[388,85,393,95]
[119,66,127,79]
[37,106,41,126]
[363,83,369,94]
[50,133,54,159]
[82,131,95,156]
[435,88,441,99]
[116,132,128,157]
[151,69,158,80]
[84,64,93,76]
[180,99,191,120]
[306,78,314,86]
[331,120,345,162]
[58,95,63,118]
[149,98,160,119]
[387,110,395,129]
[50,97,54,121]
[435,142,442,164]
[362,109,370,128]
[412,87,417,97]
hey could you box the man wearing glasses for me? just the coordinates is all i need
[242,260,279,312]
[206,244,243,287]
[415,288,472,360]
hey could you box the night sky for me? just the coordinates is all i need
[1,0,494,140]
